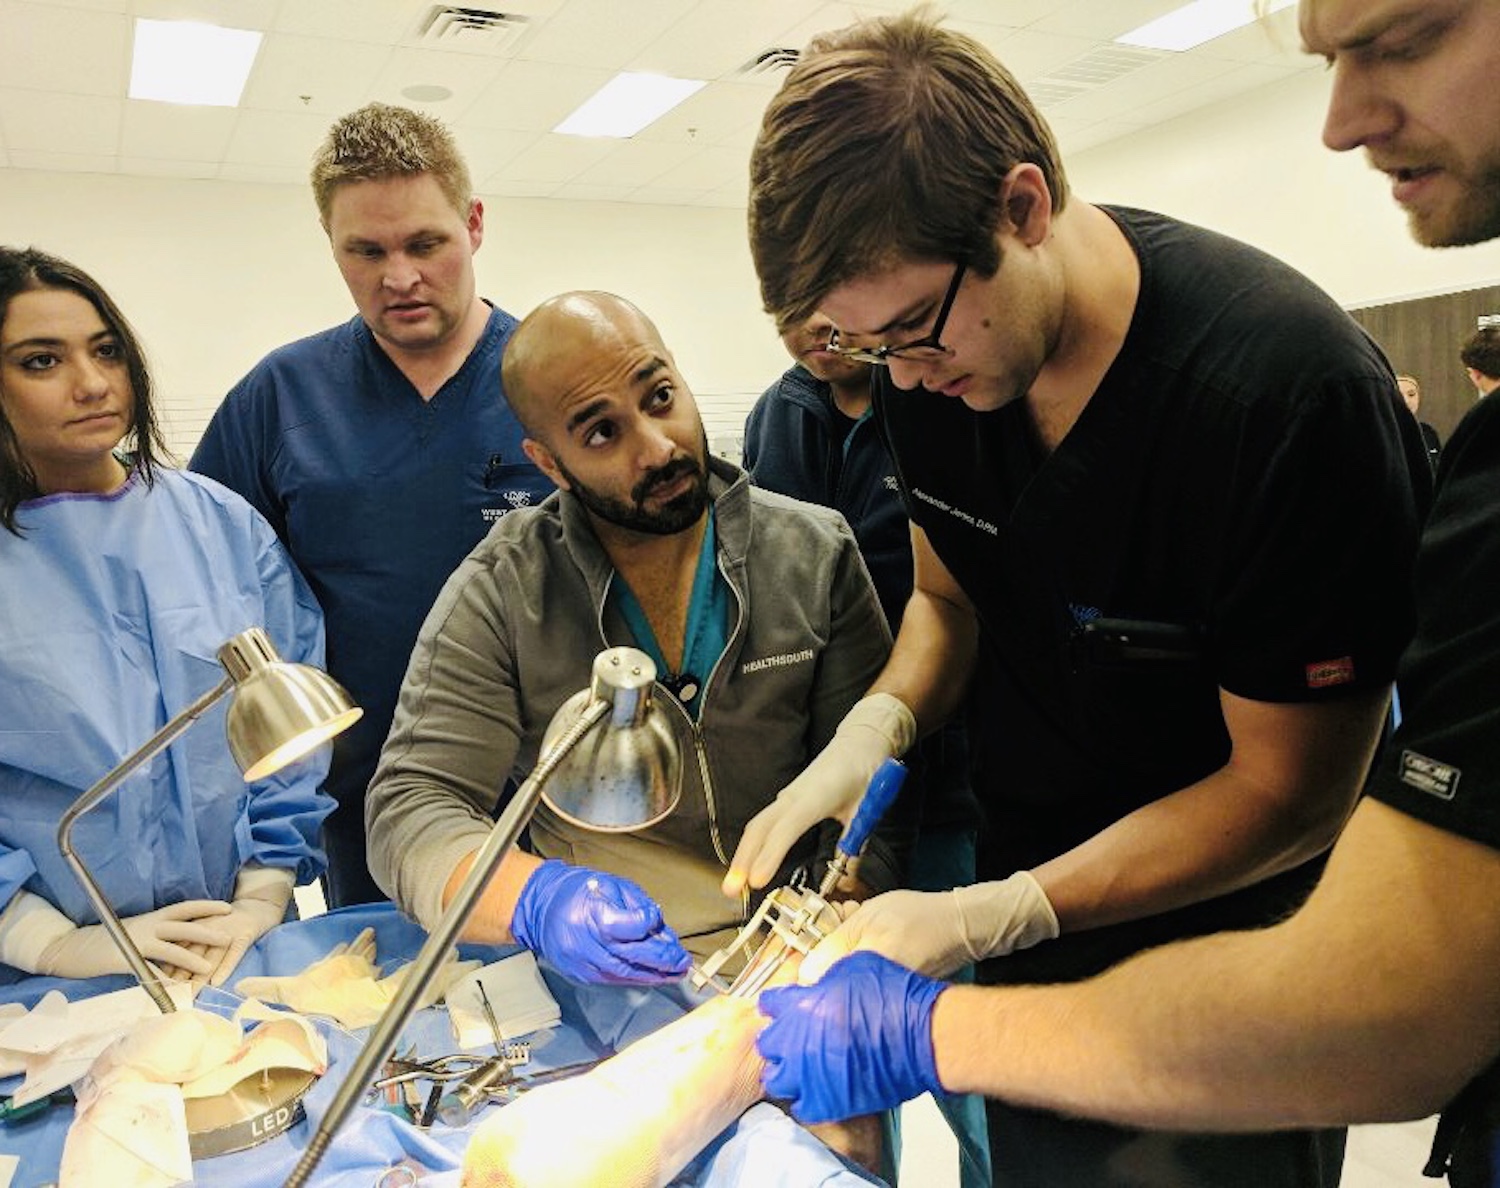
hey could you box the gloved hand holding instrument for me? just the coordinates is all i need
[722,693,916,899]
[693,756,909,999]
[510,860,691,986]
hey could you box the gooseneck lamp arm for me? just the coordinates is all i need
[283,645,680,1188]
[57,676,236,1014]
[282,699,610,1188]
[54,627,362,1018]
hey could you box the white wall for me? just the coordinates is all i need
[5,63,1500,458]
[1067,68,1500,309]
[0,170,783,456]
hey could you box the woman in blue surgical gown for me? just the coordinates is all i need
[0,247,335,988]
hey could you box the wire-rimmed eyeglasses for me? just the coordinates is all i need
[825,261,967,366]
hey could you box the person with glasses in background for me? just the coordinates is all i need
[726,10,1433,1186]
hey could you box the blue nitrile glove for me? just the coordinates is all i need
[510,859,692,986]
[757,950,947,1124]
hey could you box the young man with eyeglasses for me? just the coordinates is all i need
[728,9,1433,1187]
[744,313,990,1187]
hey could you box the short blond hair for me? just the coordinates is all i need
[310,103,472,228]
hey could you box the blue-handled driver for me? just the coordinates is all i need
[817,757,908,897]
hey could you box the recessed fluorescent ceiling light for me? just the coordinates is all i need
[129,18,263,106]
[1116,0,1295,52]
[555,72,706,138]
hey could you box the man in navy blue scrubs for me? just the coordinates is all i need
[192,104,553,907]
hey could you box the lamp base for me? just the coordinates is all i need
[186,1067,319,1159]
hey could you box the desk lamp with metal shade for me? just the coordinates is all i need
[55,626,362,1154]
[283,644,682,1188]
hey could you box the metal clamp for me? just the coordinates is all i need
[690,879,843,999]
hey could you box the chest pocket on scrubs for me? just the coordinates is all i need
[467,456,547,525]
[1067,617,1226,788]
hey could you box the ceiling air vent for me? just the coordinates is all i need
[739,47,800,75]
[1042,45,1165,88]
[1024,45,1165,110]
[412,6,530,53]
[1028,82,1088,109]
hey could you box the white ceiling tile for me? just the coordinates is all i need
[1049,50,1240,123]
[619,187,712,207]
[629,0,822,78]
[698,185,748,210]
[1197,9,1310,65]
[455,127,538,183]
[270,0,420,44]
[118,154,220,178]
[1059,119,1150,156]
[479,177,558,198]
[367,46,510,112]
[460,59,614,134]
[121,100,237,161]
[643,145,748,194]
[0,0,1363,211]
[216,161,309,185]
[500,132,618,185]
[131,0,278,29]
[1125,62,1303,126]
[550,180,638,202]
[0,89,121,154]
[570,139,698,188]
[14,0,127,10]
[518,0,697,71]
[941,0,1062,26]
[6,148,116,172]
[239,34,393,115]
[1027,0,1178,39]
[637,81,773,148]
[962,26,1102,81]
[771,2,908,56]
[221,107,332,169]
[0,1,128,96]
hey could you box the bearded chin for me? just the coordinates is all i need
[1415,169,1500,247]
[641,483,709,534]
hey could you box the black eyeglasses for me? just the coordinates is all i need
[826,261,967,365]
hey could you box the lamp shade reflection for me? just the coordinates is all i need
[540,647,681,830]
[57,626,360,1014]
[219,629,363,782]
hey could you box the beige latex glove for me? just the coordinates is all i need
[234,925,480,1029]
[799,873,1061,982]
[206,865,295,987]
[722,693,916,897]
[0,889,233,980]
